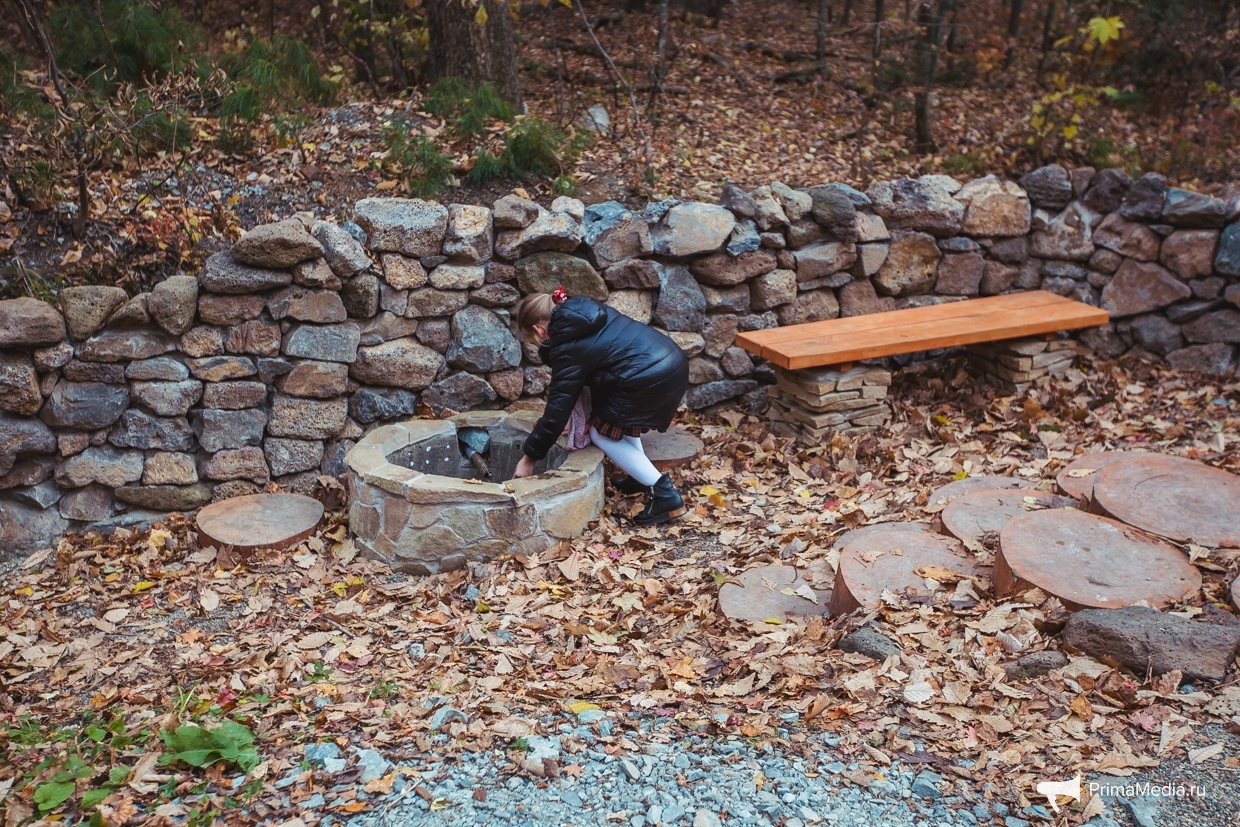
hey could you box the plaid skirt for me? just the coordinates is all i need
[589,414,643,441]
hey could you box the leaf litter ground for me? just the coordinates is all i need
[2,350,1239,826]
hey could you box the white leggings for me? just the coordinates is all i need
[588,427,663,486]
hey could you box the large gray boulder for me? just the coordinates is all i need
[0,298,66,347]
[447,305,522,373]
[1101,260,1192,318]
[423,372,497,415]
[583,201,653,269]
[866,178,965,237]
[266,395,348,440]
[349,387,419,424]
[350,337,445,390]
[1063,606,1240,684]
[130,380,204,417]
[874,232,941,297]
[953,176,1031,237]
[313,221,373,277]
[39,380,129,429]
[0,412,57,477]
[281,322,361,363]
[494,209,583,260]
[690,249,777,287]
[266,286,348,324]
[0,354,41,416]
[652,264,706,332]
[55,446,144,489]
[444,204,494,263]
[1119,172,1168,221]
[516,252,607,300]
[231,218,323,268]
[1163,188,1228,228]
[354,198,449,257]
[1017,165,1073,211]
[60,286,128,341]
[192,408,267,452]
[199,251,293,294]
[108,410,193,452]
[147,275,199,335]
[1029,202,1097,261]
[651,203,736,257]
[0,499,70,559]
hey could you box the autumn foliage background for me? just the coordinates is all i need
[2,0,1240,300]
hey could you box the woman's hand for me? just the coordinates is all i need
[513,455,537,479]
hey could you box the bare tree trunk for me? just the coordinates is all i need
[654,0,670,104]
[426,0,523,107]
[914,0,948,154]
[872,0,885,80]
[817,0,830,70]
[1036,0,1056,82]
[1003,0,1023,69]
[842,0,853,25]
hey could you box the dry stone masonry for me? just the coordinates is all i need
[1,166,1238,558]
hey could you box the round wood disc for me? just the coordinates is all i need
[1056,450,1152,500]
[641,427,705,471]
[929,475,1038,508]
[719,565,830,622]
[196,493,324,553]
[831,521,929,551]
[1092,455,1240,548]
[995,509,1202,610]
[830,532,981,617]
[942,489,1079,548]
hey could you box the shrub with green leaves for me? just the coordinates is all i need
[159,720,260,774]
[382,119,455,197]
[425,78,515,139]
[51,0,200,86]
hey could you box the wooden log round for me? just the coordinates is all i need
[642,426,705,471]
[830,521,929,551]
[196,493,325,554]
[719,565,830,622]
[928,475,1038,508]
[995,509,1202,610]
[942,489,1079,548]
[830,531,981,617]
[1091,455,1240,548]
[1055,450,1153,500]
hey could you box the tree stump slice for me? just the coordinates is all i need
[830,532,981,617]
[642,427,705,471]
[929,475,1039,508]
[719,565,830,622]
[995,509,1202,610]
[942,489,1079,548]
[196,493,325,554]
[1091,455,1240,548]
[1056,450,1153,500]
[831,521,929,551]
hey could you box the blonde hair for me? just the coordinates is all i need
[515,293,554,341]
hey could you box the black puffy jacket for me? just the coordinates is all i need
[522,296,690,461]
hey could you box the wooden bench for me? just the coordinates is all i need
[736,291,1110,371]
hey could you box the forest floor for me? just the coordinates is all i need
[2,349,1239,826]
[4,0,1240,297]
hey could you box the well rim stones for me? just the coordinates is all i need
[343,411,605,575]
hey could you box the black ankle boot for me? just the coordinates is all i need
[610,474,646,496]
[635,474,686,526]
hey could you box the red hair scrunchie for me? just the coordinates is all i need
[551,286,568,305]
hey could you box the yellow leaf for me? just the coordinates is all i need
[797,489,812,499]
[568,701,600,715]
[475,4,488,25]
[376,180,398,191]
[1087,16,1124,46]
[132,581,156,593]
[762,617,783,625]
[698,485,720,497]
[1062,125,1079,140]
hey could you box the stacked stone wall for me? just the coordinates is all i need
[2,165,1238,555]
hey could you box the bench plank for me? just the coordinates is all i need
[737,292,1109,370]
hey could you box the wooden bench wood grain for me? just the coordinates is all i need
[736,291,1110,370]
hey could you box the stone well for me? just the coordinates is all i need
[344,410,604,574]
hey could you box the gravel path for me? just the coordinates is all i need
[328,715,1239,827]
